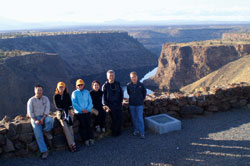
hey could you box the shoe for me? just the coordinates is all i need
[133,131,139,136]
[41,151,48,160]
[101,128,106,133]
[96,125,101,133]
[89,139,95,145]
[140,134,145,139]
[85,140,89,146]
[44,131,53,140]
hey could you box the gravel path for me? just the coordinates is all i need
[2,107,250,166]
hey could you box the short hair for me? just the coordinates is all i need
[91,80,100,87]
[107,70,115,75]
[34,85,43,89]
[130,71,137,76]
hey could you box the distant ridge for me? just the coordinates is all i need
[180,55,250,93]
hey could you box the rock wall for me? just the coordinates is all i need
[1,83,249,158]
[144,43,250,91]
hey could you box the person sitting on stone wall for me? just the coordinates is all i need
[27,85,54,159]
[53,82,77,152]
[71,79,94,146]
[102,70,124,137]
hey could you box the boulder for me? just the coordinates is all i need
[207,106,219,112]
[3,138,15,153]
[27,141,38,152]
[19,133,33,144]
[0,134,6,145]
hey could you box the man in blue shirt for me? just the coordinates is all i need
[72,79,94,146]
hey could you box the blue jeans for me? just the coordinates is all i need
[31,116,54,153]
[129,105,144,135]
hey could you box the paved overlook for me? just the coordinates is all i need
[2,106,250,166]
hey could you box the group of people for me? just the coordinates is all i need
[27,70,147,159]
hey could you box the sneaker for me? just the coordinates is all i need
[140,134,145,139]
[85,140,89,146]
[101,128,106,133]
[133,130,139,136]
[89,139,95,145]
[96,125,101,133]
[41,151,48,160]
[44,131,53,140]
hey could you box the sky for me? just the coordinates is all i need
[1,0,250,24]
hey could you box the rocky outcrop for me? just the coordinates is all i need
[181,55,250,93]
[0,83,250,158]
[222,33,250,41]
[144,43,250,91]
[0,32,157,119]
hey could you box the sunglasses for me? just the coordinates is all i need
[77,84,84,87]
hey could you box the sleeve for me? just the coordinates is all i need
[44,96,50,115]
[87,91,93,112]
[142,83,147,100]
[71,92,82,113]
[102,83,108,105]
[126,83,130,96]
[53,95,63,111]
[118,82,124,103]
[27,98,35,118]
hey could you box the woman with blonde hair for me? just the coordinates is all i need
[53,81,77,152]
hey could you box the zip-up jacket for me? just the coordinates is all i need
[102,81,123,110]
[71,89,93,114]
[127,81,146,106]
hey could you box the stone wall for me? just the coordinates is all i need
[0,83,250,158]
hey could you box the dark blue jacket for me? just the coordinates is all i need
[127,82,146,106]
[102,81,123,110]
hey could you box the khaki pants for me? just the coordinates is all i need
[57,111,75,146]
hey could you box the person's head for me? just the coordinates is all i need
[107,70,115,83]
[130,71,138,84]
[55,81,68,95]
[91,80,100,92]
[34,85,43,98]
[76,79,85,90]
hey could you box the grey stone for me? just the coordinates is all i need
[52,134,67,149]
[14,141,26,150]
[19,133,33,144]
[0,133,6,145]
[15,121,32,134]
[27,141,38,152]
[3,138,15,152]
[0,125,8,134]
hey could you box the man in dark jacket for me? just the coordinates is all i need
[102,70,123,136]
[127,72,146,139]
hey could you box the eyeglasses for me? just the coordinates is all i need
[77,84,84,87]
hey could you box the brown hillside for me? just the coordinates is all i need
[180,55,250,93]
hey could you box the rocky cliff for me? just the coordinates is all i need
[144,42,250,91]
[180,55,250,93]
[0,32,157,118]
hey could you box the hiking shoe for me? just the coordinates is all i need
[89,139,95,145]
[133,131,139,136]
[101,128,106,133]
[140,134,145,139]
[41,151,48,160]
[44,131,53,140]
[96,125,101,133]
[85,140,89,146]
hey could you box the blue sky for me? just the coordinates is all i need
[1,0,250,24]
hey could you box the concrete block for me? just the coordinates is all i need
[145,114,181,134]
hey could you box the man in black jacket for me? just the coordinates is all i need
[127,72,146,139]
[102,70,123,136]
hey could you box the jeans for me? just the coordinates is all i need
[129,105,144,135]
[31,116,54,153]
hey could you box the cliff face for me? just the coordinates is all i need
[144,43,250,91]
[0,53,74,118]
[0,32,157,118]
[0,32,156,76]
